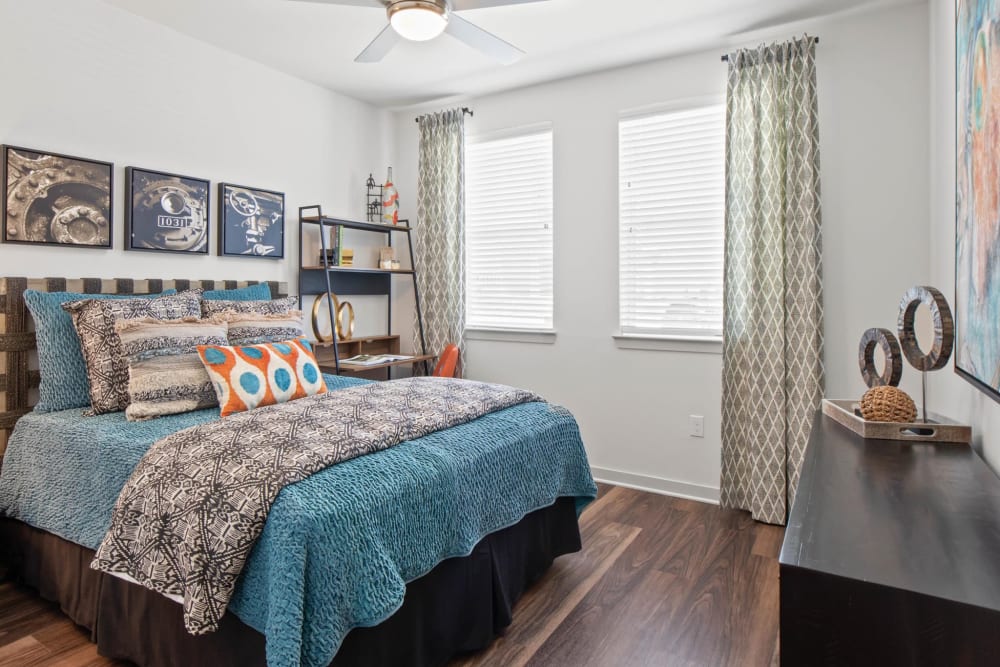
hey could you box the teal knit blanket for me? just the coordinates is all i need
[0,375,597,667]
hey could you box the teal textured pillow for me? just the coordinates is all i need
[24,289,176,413]
[202,283,272,301]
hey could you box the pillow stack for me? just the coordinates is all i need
[37,282,319,421]
[62,291,203,415]
[23,288,177,413]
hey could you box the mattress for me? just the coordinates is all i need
[0,374,597,667]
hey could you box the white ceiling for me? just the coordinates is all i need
[104,0,913,109]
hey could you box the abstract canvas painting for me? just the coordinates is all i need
[957,0,1000,401]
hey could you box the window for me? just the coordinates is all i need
[618,104,726,339]
[465,127,554,331]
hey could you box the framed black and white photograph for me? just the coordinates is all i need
[218,183,285,259]
[126,167,210,254]
[2,145,113,249]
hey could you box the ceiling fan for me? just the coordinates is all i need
[290,0,548,64]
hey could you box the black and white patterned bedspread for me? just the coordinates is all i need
[90,376,540,635]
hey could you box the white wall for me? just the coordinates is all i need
[928,0,1000,470]
[391,2,932,502]
[0,0,394,336]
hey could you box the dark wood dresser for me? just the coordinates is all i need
[780,411,1000,666]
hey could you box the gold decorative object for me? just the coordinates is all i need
[336,301,355,341]
[311,293,355,342]
[859,386,918,423]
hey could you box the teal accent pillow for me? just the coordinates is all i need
[24,289,176,413]
[202,284,272,301]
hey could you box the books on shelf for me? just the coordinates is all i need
[340,353,413,366]
[321,224,343,266]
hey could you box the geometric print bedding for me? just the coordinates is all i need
[197,337,327,417]
[116,316,229,421]
[62,290,203,415]
[90,376,542,635]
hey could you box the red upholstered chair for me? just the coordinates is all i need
[432,344,459,378]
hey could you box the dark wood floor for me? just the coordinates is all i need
[0,484,782,667]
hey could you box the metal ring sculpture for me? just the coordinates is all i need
[858,327,903,388]
[311,293,355,342]
[311,293,340,343]
[897,286,954,372]
[336,301,355,341]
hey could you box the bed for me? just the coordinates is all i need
[0,276,597,667]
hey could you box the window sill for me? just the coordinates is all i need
[465,328,557,344]
[613,333,722,354]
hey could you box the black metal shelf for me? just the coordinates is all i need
[298,204,428,376]
[301,266,416,276]
[300,214,412,234]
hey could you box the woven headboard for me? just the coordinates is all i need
[0,277,289,458]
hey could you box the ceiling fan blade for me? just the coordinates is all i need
[445,14,524,64]
[287,0,386,7]
[450,0,548,9]
[355,24,402,63]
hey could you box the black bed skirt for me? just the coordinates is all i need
[0,497,582,667]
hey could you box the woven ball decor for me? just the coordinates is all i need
[860,386,918,423]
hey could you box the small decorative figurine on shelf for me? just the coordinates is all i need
[366,173,382,223]
[382,167,399,226]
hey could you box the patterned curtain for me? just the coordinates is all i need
[720,36,824,525]
[414,109,466,375]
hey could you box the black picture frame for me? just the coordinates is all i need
[125,167,210,254]
[955,1,1000,405]
[2,145,113,249]
[218,182,285,259]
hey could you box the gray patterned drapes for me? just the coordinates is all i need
[720,36,824,525]
[414,109,466,375]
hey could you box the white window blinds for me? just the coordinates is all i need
[619,104,726,339]
[466,127,554,331]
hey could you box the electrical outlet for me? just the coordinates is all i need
[689,415,705,438]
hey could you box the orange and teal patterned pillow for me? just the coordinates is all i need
[197,338,328,417]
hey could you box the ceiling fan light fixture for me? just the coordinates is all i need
[388,1,449,42]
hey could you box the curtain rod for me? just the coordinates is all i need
[721,37,819,62]
[415,107,474,123]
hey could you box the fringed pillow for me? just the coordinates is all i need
[201,295,297,318]
[117,316,229,421]
[225,310,305,346]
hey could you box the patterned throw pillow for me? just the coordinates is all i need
[197,338,328,417]
[116,317,229,421]
[225,311,305,346]
[63,290,202,415]
[201,295,297,318]
[202,283,272,301]
[23,289,176,413]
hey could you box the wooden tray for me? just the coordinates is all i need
[821,399,971,444]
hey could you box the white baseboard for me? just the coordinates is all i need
[591,466,720,505]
